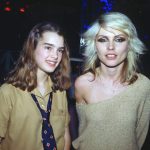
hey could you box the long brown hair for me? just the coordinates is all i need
[6,22,71,92]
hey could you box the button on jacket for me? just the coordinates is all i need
[0,79,70,150]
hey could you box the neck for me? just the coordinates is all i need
[37,70,48,85]
[98,64,123,84]
[36,69,49,95]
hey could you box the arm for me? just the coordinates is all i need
[136,94,150,149]
[74,75,88,134]
[64,126,71,150]
[72,76,87,149]
[0,85,11,149]
[74,75,87,104]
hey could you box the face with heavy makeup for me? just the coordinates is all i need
[95,27,129,68]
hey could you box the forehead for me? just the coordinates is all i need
[40,31,64,46]
[97,27,127,37]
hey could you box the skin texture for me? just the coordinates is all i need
[34,32,64,74]
[0,22,71,150]
[34,31,71,150]
[73,12,149,150]
[75,27,129,104]
[95,27,129,68]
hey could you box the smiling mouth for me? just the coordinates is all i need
[46,60,57,66]
[106,54,117,59]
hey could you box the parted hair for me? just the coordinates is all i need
[6,22,71,91]
[82,12,146,84]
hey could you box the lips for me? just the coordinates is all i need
[46,60,57,66]
[106,54,117,59]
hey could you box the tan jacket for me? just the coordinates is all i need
[0,81,69,150]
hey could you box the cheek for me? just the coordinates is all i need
[58,53,63,62]
[96,46,104,57]
[121,41,128,50]
[96,51,104,61]
[117,42,128,53]
[121,44,128,54]
[96,42,102,50]
[119,48,129,59]
[34,50,45,63]
[36,48,47,57]
[96,43,106,53]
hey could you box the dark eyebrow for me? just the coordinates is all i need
[44,43,54,46]
[43,43,65,49]
[115,34,127,38]
[96,35,108,39]
[97,34,127,38]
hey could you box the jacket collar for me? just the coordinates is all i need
[30,77,53,98]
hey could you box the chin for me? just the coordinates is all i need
[105,62,124,68]
[44,68,56,73]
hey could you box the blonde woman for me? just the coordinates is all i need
[73,12,150,150]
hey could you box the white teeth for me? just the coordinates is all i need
[49,62,55,65]
[106,54,116,58]
[46,61,56,65]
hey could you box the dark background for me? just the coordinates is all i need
[0,0,150,149]
[0,0,150,82]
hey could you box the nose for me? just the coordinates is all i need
[108,41,114,50]
[50,49,58,59]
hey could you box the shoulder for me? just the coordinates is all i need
[133,74,150,99]
[0,83,15,94]
[74,72,94,103]
[0,83,26,99]
[0,84,17,105]
[137,74,150,89]
[75,72,95,89]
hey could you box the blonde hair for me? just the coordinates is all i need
[83,12,146,83]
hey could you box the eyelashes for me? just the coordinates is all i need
[44,46,64,53]
[115,38,127,42]
[97,38,106,42]
[97,37,127,43]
